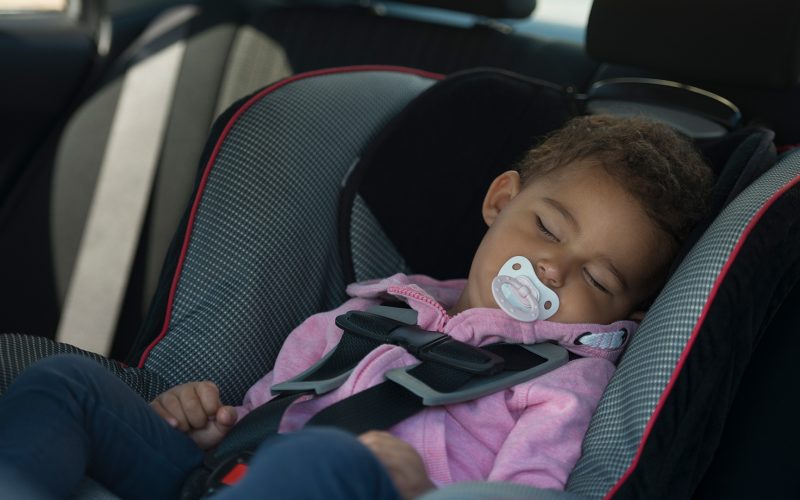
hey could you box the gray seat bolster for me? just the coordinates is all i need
[420,481,587,500]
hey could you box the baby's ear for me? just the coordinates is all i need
[482,170,521,226]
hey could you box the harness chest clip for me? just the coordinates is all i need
[336,311,505,375]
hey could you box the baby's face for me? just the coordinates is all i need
[453,159,673,324]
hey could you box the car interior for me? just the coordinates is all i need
[1,0,799,498]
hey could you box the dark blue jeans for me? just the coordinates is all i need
[0,354,400,500]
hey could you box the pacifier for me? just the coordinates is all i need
[491,256,560,322]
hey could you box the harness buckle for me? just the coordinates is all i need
[203,452,253,497]
[181,451,253,499]
[336,311,505,375]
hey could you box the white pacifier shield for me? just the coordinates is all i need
[491,256,560,322]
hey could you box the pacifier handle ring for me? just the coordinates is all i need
[504,278,538,308]
[491,275,540,322]
[493,256,560,322]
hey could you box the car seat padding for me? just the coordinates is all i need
[341,69,575,283]
[133,67,438,403]
[570,155,800,497]
[669,128,777,276]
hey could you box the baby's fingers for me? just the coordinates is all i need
[179,385,213,430]
[214,406,238,432]
[194,382,222,418]
[151,393,188,431]
[187,407,238,451]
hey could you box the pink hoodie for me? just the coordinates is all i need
[236,274,636,490]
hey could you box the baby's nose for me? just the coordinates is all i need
[536,260,563,288]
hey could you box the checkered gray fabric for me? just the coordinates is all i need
[143,70,434,404]
[351,194,411,282]
[0,334,169,400]
[420,481,586,500]
[567,150,800,497]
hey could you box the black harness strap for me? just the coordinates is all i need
[210,392,305,464]
[305,343,544,434]
[207,331,385,467]
[208,311,420,466]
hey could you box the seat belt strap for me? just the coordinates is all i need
[210,392,305,464]
[56,10,193,355]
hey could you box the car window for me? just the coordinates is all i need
[0,0,67,13]
[516,0,593,44]
[534,0,593,27]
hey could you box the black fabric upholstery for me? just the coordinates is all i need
[586,0,800,88]
[668,128,776,276]
[341,69,575,282]
[694,277,800,498]
[613,180,800,499]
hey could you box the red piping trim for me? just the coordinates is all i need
[605,172,800,499]
[137,65,444,368]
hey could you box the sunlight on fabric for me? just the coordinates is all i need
[0,0,66,11]
[533,0,593,27]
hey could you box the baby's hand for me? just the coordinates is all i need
[359,431,435,499]
[150,381,237,450]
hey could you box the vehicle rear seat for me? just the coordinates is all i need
[0,0,598,358]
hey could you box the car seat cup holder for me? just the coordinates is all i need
[491,256,559,322]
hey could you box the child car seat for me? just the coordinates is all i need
[0,66,795,499]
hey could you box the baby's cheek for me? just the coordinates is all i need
[551,288,602,324]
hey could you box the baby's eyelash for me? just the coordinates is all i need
[536,217,559,242]
[584,269,610,295]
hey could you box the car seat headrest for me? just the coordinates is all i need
[342,68,776,286]
[668,126,776,276]
[341,69,572,283]
[395,0,536,19]
[586,0,800,88]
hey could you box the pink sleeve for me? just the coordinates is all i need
[234,297,377,421]
[486,358,615,489]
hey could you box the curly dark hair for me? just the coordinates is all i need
[518,114,714,246]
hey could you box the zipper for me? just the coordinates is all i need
[386,286,450,330]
